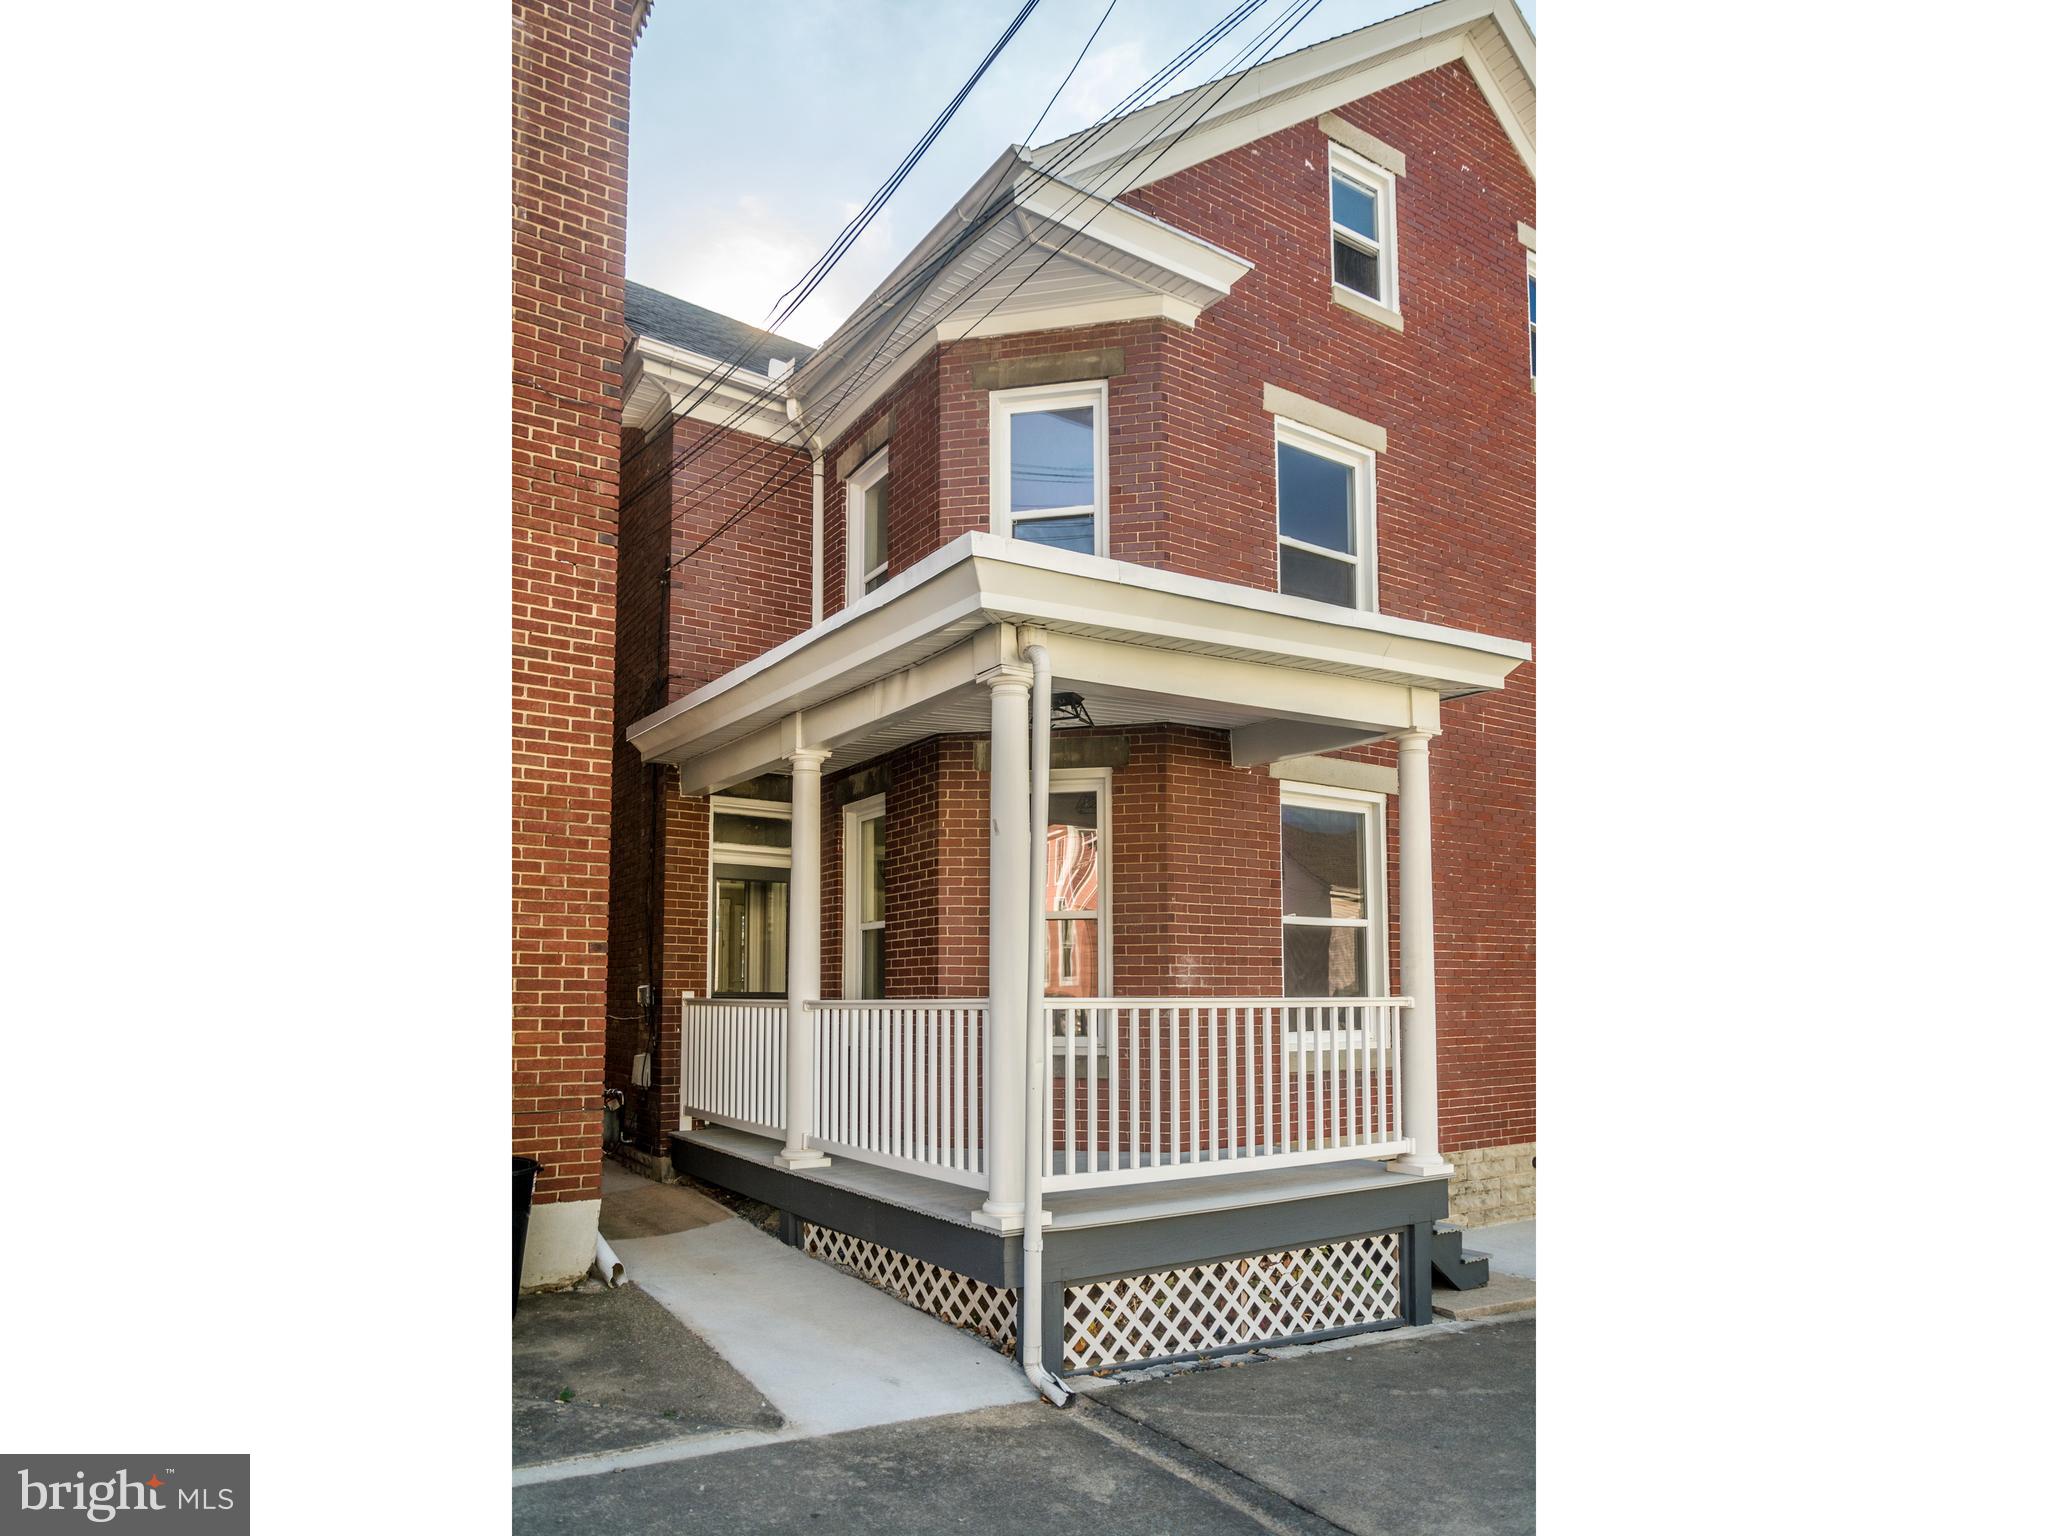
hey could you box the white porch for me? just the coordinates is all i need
[630,533,1531,1234]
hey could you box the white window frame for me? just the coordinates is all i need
[708,796,793,999]
[989,379,1109,557]
[1273,416,1378,613]
[1329,142,1399,315]
[1278,782,1390,1017]
[1044,766,1112,996]
[1525,253,1537,381]
[841,793,886,1000]
[844,447,891,605]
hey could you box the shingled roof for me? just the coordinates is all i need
[624,280,814,376]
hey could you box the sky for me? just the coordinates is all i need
[627,0,1535,347]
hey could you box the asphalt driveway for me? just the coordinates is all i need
[513,1318,1533,1534]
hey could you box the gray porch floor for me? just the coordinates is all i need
[676,1123,1443,1233]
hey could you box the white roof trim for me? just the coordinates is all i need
[621,334,796,441]
[627,531,1528,772]
[1037,0,1534,187]
[784,157,1253,450]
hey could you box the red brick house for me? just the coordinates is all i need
[606,0,1535,1381]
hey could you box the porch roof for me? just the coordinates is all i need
[627,533,1530,793]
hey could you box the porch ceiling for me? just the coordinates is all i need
[627,534,1530,794]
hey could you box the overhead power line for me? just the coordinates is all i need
[651,0,1327,581]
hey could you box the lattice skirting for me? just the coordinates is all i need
[802,1224,1018,1352]
[1062,1230,1405,1373]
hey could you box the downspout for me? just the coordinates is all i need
[1019,631,1071,1407]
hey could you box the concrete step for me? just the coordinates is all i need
[1431,1273,1535,1320]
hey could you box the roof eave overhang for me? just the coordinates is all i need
[1041,0,1534,190]
[621,335,794,440]
[626,533,1529,776]
[783,163,1253,450]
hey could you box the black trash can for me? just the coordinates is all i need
[512,1156,542,1313]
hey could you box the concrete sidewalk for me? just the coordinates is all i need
[514,1318,1535,1534]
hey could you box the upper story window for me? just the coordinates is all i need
[1525,254,1537,378]
[991,380,1107,557]
[1330,143,1398,314]
[1275,419,1377,611]
[845,447,891,602]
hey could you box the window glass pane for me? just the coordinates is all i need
[864,476,890,570]
[1012,513,1095,554]
[1277,441,1354,553]
[1045,792,1099,914]
[1282,804,1366,919]
[1331,174,1377,241]
[1044,916,1097,997]
[714,871,788,996]
[1334,237,1380,300]
[1010,405,1095,512]
[1527,274,1536,324]
[1280,543,1355,606]
[712,810,790,849]
[858,927,885,1000]
[859,814,885,924]
[1284,924,1367,998]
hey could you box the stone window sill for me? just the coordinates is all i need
[1331,284,1404,333]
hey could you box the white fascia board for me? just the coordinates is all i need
[785,148,1026,401]
[1040,0,1532,189]
[1012,172,1253,297]
[786,156,1254,448]
[628,531,1529,771]
[622,337,794,440]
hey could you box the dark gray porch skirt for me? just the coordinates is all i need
[672,1131,1446,1375]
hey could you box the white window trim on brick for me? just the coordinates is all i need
[1274,415,1379,614]
[840,792,886,1000]
[1329,141,1399,324]
[708,795,793,1000]
[989,379,1109,557]
[1045,765,1112,997]
[1279,781,1390,1015]
[845,447,891,605]
[1525,252,1537,384]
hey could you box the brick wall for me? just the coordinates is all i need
[1117,60,1536,1156]
[660,416,813,699]
[637,59,1534,1160]
[512,0,643,1207]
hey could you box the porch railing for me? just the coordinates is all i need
[681,1000,787,1140]
[1038,998,1413,1191]
[808,1000,990,1190]
[682,995,1410,1196]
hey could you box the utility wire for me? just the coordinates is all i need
[621,0,1271,524]
[620,0,1268,500]
[619,0,1044,478]
[653,0,1325,583]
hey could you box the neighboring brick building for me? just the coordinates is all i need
[512,0,649,1287]
[607,0,1536,1371]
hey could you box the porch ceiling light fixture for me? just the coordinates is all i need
[1050,691,1093,728]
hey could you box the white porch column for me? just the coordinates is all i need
[1389,729,1454,1178]
[776,746,832,1170]
[974,663,1033,1231]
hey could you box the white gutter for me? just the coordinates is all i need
[1019,629,1071,1407]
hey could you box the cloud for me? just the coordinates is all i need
[634,196,900,348]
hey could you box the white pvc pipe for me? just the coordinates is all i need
[593,1232,626,1288]
[1019,634,1071,1407]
